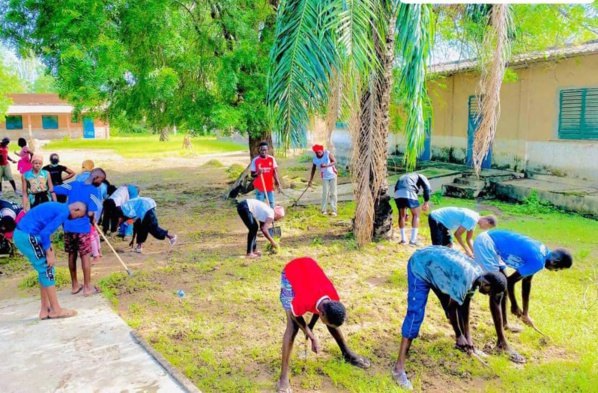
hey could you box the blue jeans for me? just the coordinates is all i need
[401,263,431,339]
[255,190,275,208]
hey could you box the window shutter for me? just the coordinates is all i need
[559,88,598,140]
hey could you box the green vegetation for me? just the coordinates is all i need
[45,135,244,159]
[18,267,70,289]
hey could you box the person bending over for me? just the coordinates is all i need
[393,172,431,245]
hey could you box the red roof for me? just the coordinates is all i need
[5,94,70,106]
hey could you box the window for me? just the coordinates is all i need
[558,88,598,140]
[42,115,59,129]
[5,115,23,130]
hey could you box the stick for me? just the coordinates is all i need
[470,351,491,369]
[94,222,134,277]
[292,186,310,207]
[529,324,547,337]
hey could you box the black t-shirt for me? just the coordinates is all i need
[42,164,68,186]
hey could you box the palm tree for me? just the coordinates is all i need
[268,0,433,245]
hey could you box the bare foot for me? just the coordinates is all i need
[40,307,50,320]
[48,309,78,319]
[83,285,101,297]
[276,380,293,393]
[92,256,102,265]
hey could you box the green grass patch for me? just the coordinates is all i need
[18,267,70,289]
[45,134,245,159]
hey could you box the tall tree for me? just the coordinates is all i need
[268,0,433,245]
[0,54,25,120]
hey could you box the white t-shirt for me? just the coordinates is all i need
[312,150,337,180]
[246,199,274,222]
[109,186,130,207]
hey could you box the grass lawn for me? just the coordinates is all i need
[83,156,597,393]
[45,134,245,158]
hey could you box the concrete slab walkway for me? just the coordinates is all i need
[0,291,189,393]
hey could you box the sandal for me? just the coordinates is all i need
[392,370,413,390]
[71,285,83,295]
[344,354,371,369]
[84,286,102,297]
[507,349,526,364]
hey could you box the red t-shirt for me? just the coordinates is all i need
[250,155,277,192]
[0,146,9,165]
[284,257,339,317]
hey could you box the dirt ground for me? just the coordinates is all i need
[0,148,592,393]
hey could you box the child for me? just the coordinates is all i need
[0,137,22,197]
[15,138,33,175]
[120,196,177,253]
[43,153,75,203]
[22,154,56,211]
[90,225,102,264]
[75,159,95,182]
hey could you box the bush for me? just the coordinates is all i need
[202,159,224,167]
[227,163,246,180]
[297,152,313,163]
[431,190,443,206]
[18,267,70,289]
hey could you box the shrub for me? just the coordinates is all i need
[227,163,246,180]
[202,159,224,167]
[297,152,313,163]
[18,267,70,289]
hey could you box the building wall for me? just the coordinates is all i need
[427,53,598,179]
[0,113,108,140]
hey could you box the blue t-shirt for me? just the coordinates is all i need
[54,181,101,233]
[409,246,482,305]
[430,207,479,231]
[487,230,549,277]
[121,197,156,221]
[17,202,70,251]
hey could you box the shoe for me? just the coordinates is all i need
[331,212,337,217]
[169,234,177,247]
[409,241,422,247]
[321,211,328,215]
[392,370,413,390]
[399,240,407,244]
[134,246,142,253]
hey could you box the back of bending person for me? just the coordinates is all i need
[428,207,497,257]
[236,199,284,258]
[394,172,431,245]
[393,246,508,390]
[473,230,572,338]
[278,257,370,393]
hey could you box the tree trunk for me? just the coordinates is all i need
[248,131,274,160]
[159,127,170,141]
[352,8,396,245]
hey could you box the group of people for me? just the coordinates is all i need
[0,145,178,319]
[270,169,573,393]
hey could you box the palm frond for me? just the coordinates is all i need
[267,0,337,149]
[473,4,511,174]
[394,4,434,170]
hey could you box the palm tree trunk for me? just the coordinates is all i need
[159,127,170,141]
[352,8,396,245]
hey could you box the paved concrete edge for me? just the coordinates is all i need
[130,331,202,393]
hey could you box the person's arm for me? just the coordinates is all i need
[63,167,76,181]
[53,184,70,196]
[273,168,282,192]
[307,164,317,187]
[21,176,29,211]
[39,211,70,250]
[454,227,472,257]
[458,296,474,348]
[287,310,319,353]
[512,274,535,327]
[260,219,278,247]
[465,230,474,256]
[327,152,336,167]
[507,271,524,317]
[418,175,431,211]
[46,246,57,268]
[47,176,56,202]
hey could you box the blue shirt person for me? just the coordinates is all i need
[120,197,176,253]
[13,202,87,320]
[428,207,497,257]
[473,229,573,335]
[392,246,508,390]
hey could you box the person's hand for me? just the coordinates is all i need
[320,163,328,168]
[256,168,263,176]
[46,255,56,268]
[276,184,282,193]
[511,305,524,318]
[520,314,535,328]
[422,201,430,211]
[310,337,320,354]
[270,241,278,249]
[456,335,473,354]
[466,251,474,258]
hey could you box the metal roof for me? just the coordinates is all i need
[429,41,598,76]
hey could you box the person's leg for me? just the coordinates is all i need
[66,233,81,293]
[45,285,77,318]
[326,325,370,368]
[77,234,95,295]
[329,177,337,215]
[410,206,422,244]
[237,202,258,256]
[145,209,169,241]
[278,313,300,391]
[255,189,265,203]
[111,206,122,233]
[321,179,329,214]
[9,180,18,191]
[136,219,150,245]
[101,199,113,233]
[428,216,441,245]
[39,284,50,319]
[266,191,275,209]
[397,202,407,243]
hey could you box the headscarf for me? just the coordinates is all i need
[82,159,95,172]
[31,154,43,164]
[312,144,324,153]
[274,206,285,218]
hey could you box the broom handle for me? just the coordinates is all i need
[93,222,132,274]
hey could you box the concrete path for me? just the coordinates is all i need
[0,291,187,393]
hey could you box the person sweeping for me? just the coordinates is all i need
[392,246,508,390]
[120,196,177,253]
[236,198,284,258]
[307,144,338,216]
[277,257,370,393]
[14,201,87,320]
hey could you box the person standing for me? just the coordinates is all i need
[43,153,76,203]
[250,142,281,208]
[307,144,338,216]
[14,201,87,320]
[277,257,370,393]
[15,137,33,175]
[428,207,497,257]
[394,172,431,245]
[0,137,22,197]
[22,154,56,210]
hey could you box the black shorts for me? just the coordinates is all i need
[428,216,452,246]
[394,198,420,209]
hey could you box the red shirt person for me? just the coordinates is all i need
[250,142,281,208]
[0,137,22,197]
[277,257,370,392]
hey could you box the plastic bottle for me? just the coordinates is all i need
[177,289,185,298]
